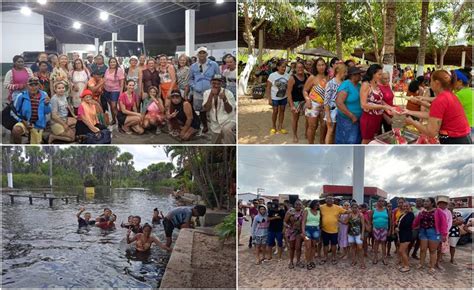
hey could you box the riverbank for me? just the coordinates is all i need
[161,228,236,289]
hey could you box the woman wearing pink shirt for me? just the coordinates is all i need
[104,57,125,124]
[379,72,394,132]
[412,197,448,274]
[435,196,452,271]
[117,80,144,135]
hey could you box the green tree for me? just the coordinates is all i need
[24,146,45,173]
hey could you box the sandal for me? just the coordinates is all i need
[382,259,388,266]
[351,261,357,266]
[416,264,424,270]
[399,267,410,273]
[288,262,295,269]
[306,263,314,270]
[319,259,327,265]
[296,261,305,268]
[372,259,378,265]
[360,264,366,269]
[270,128,277,135]
[332,259,338,265]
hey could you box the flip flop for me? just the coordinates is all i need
[382,260,388,265]
[288,263,295,269]
[332,259,338,265]
[319,259,327,265]
[361,264,366,269]
[372,260,378,265]
[399,267,410,273]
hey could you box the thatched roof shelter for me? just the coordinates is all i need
[238,17,317,50]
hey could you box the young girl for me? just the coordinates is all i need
[251,205,269,265]
[127,223,171,253]
[266,59,289,135]
[142,86,166,134]
[49,81,77,143]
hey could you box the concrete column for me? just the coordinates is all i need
[461,50,466,67]
[185,9,196,57]
[7,173,13,188]
[257,29,264,65]
[94,38,100,55]
[137,24,144,43]
[112,33,118,41]
[352,147,365,204]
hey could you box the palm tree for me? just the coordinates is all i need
[25,146,45,173]
[335,0,343,59]
[382,0,396,82]
[417,0,430,76]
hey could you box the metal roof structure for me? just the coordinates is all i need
[320,185,388,198]
[1,1,236,53]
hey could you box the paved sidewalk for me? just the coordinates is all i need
[238,216,473,288]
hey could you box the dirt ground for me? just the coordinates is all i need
[237,93,409,145]
[191,232,236,288]
[238,215,474,288]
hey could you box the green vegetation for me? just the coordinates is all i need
[83,174,98,187]
[215,211,237,240]
[2,146,174,189]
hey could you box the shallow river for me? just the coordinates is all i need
[2,188,177,288]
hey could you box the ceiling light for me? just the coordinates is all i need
[216,0,224,3]
[37,0,47,5]
[73,21,82,29]
[100,11,109,21]
[20,6,32,16]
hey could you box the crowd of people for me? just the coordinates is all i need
[263,56,472,144]
[3,48,237,144]
[238,195,472,274]
[76,204,207,252]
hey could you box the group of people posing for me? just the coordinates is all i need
[240,195,468,275]
[265,57,472,144]
[4,47,237,144]
[76,204,207,253]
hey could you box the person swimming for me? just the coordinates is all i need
[126,223,172,253]
[121,215,134,228]
[152,208,165,225]
[76,206,96,228]
[130,216,143,234]
[96,208,117,229]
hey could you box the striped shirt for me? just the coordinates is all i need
[29,92,41,123]
[324,78,342,108]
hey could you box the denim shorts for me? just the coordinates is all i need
[267,230,283,247]
[305,226,320,240]
[104,91,120,102]
[348,234,363,245]
[419,227,440,242]
[272,98,287,107]
[335,113,361,144]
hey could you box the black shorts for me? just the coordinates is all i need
[399,231,412,243]
[163,218,175,238]
[321,231,338,246]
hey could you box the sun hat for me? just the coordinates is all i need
[436,195,450,205]
[81,89,93,98]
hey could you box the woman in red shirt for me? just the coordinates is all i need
[403,70,471,144]
[118,80,144,135]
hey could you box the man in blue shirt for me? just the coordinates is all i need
[163,205,207,247]
[189,47,220,133]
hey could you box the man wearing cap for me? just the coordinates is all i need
[11,77,51,144]
[189,46,220,134]
[202,74,236,144]
[435,195,452,270]
[85,53,95,72]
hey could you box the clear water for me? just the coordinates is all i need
[1,188,177,288]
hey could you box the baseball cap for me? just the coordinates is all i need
[81,89,93,98]
[196,46,207,54]
[27,76,40,85]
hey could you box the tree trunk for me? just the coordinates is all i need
[439,46,449,69]
[335,0,343,59]
[417,0,429,76]
[365,1,381,63]
[432,48,438,68]
[242,1,255,55]
[382,0,396,84]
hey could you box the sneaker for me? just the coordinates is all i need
[270,128,277,135]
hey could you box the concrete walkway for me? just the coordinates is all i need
[238,216,473,288]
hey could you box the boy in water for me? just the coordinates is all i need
[152,208,165,225]
[130,216,143,234]
[121,215,134,228]
[76,206,96,228]
[162,205,207,247]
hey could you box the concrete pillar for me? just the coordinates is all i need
[7,173,13,188]
[185,9,196,57]
[461,50,466,67]
[137,24,144,43]
[94,38,99,55]
[112,33,118,41]
[257,29,264,65]
[352,147,365,204]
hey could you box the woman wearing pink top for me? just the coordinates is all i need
[435,197,452,271]
[412,197,448,274]
[4,55,34,103]
[104,57,125,125]
[379,72,395,132]
[117,80,144,135]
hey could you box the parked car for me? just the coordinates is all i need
[455,208,473,245]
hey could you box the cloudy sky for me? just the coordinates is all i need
[238,146,473,200]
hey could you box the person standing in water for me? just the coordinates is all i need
[76,206,96,228]
[127,223,171,252]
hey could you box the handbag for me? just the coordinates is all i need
[83,129,111,144]
[2,102,22,130]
